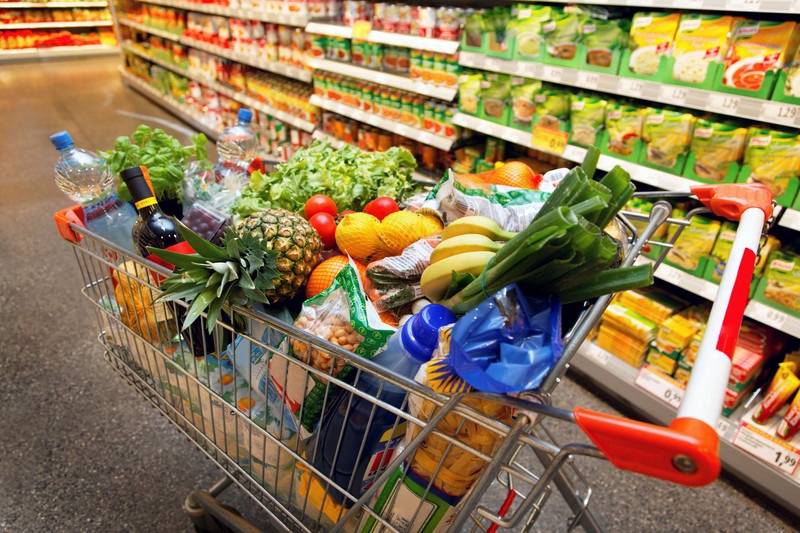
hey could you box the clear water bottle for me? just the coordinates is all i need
[50,131,137,256]
[308,304,456,503]
[216,108,258,164]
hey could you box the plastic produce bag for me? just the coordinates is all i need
[446,284,562,393]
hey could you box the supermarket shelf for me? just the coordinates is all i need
[312,131,441,185]
[310,94,455,151]
[744,300,800,339]
[305,22,460,55]
[571,341,800,517]
[452,112,698,191]
[136,0,309,26]
[119,20,313,83]
[0,43,118,61]
[459,52,800,130]
[307,57,458,101]
[533,0,800,12]
[2,20,113,29]
[118,66,221,140]
[778,208,800,232]
[123,43,317,132]
[2,1,108,6]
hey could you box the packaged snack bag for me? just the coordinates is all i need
[642,108,695,170]
[689,118,747,181]
[604,102,643,157]
[509,76,541,128]
[671,14,735,84]
[723,20,800,92]
[628,12,681,76]
[570,94,607,147]
[743,128,800,198]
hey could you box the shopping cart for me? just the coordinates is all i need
[54,182,774,533]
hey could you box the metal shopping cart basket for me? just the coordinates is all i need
[54,182,775,533]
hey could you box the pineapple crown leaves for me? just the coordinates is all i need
[150,221,280,333]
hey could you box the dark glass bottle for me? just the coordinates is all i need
[120,165,217,358]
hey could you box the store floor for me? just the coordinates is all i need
[0,55,796,533]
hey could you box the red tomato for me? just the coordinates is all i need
[363,197,399,221]
[304,194,338,219]
[308,212,338,250]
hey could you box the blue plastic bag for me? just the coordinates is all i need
[445,284,562,393]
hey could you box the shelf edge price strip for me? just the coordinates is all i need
[530,124,569,155]
[733,421,800,475]
[634,364,685,410]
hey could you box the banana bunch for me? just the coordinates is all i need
[420,216,517,302]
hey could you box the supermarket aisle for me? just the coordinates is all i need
[0,56,795,533]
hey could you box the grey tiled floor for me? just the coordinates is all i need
[0,55,796,532]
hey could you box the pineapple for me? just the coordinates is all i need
[152,208,323,333]
[238,209,323,304]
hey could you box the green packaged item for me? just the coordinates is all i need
[458,71,483,115]
[463,10,484,48]
[542,9,584,60]
[570,95,607,147]
[744,128,800,200]
[509,4,552,58]
[605,102,642,157]
[666,216,721,271]
[642,108,695,170]
[483,7,513,53]
[510,76,541,128]
[689,119,747,182]
[480,73,511,120]
[534,87,570,130]
[761,249,800,312]
[582,18,629,68]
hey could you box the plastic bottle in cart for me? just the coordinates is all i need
[216,108,258,165]
[307,304,456,504]
[50,130,137,257]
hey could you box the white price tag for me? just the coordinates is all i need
[658,263,683,286]
[516,61,540,78]
[672,0,704,7]
[760,102,800,123]
[619,78,644,97]
[635,365,685,409]
[577,71,600,89]
[733,422,800,475]
[543,66,563,82]
[586,343,610,366]
[706,93,740,114]
[660,85,688,104]
[728,0,762,8]
[761,305,787,329]
[484,58,501,72]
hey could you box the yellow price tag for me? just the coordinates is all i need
[531,124,569,155]
[352,21,372,40]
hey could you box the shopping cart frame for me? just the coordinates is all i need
[55,182,775,533]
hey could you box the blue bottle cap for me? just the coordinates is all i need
[50,131,74,150]
[238,108,254,124]
[401,304,457,363]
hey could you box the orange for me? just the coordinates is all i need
[485,161,541,189]
[305,255,368,299]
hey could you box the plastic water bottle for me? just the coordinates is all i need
[50,131,137,256]
[216,108,258,164]
[308,304,456,503]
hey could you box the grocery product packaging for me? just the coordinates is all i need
[508,4,552,59]
[581,17,629,68]
[689,119,747,182]
[542,9,583,60]
[759,249,800,313]
[457,71,482,115]
[569,94,607,147]
[479,72,511,123]
[665,215,721,272]
[113,260,177,344]
[509,76,541,129]
[743,128,800,203]
[722,20,800,93]
[617,286,689,324]
[604,102,643,157]
[671,14,735,85]
[752,362,800,424]
[534,86,571,131]
[628,12,681,76]
[782,44,800,98]
[641,108,695,172]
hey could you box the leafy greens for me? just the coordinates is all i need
[232,140,418,217]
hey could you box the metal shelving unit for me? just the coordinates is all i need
[135,0,309,26]
[305,21,460,55]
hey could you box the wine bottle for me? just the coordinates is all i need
[120,165,217,358]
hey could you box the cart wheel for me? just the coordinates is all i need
[190,505,242,533]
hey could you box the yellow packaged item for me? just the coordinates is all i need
[601,303,659,342]
[656,315,700,354]
[596,325,649,366]
[723,20,800,92]
[762,249,800,312]
[671,14,735,84]
[113,260,176,344]
[604,102,642,157]
[617,286,689,324]
[628,12,681,76]
[783,41,800,98]
[646,345,679,376]
[690,119,747,182]
[743,128,800,199]
[665,215,721,271]
[642,108,695,170]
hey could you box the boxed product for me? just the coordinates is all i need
[646,343,680,375]
[723,379,757,417]
[729,344,768,389]
[601,303,659,343]
[617,286,690,324]
[655,314,699,355]
[596,324,650,367]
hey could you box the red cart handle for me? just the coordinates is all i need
[575,184,774,487]
[54,205,85,243]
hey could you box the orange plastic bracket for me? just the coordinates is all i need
[54,205,85,243]
[574,408,720,487]
[691,183,774,222]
